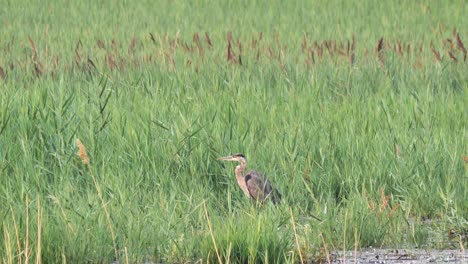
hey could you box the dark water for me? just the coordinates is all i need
[324,249,467,264]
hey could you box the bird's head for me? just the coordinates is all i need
[217,153,247,164]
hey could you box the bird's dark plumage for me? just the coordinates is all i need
[245,171,281,205]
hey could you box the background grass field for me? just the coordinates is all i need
[1,0,467,263]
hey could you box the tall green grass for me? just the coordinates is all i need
[1,0,467,263]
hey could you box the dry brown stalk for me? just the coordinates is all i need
[418,39,424,53]
[324,40,333,57]
[204,32,212,48]
[289,208,304,264]
[33,63,43,76]
[9,204,22,264]
[193,33,204,58]
[226,32,237,64]
[76,139,119,261]
[0,66,5,79]
[343,210,348,264]
[76,139,89,165]
[28,36,43,76]
[193,32,200,45]
[413,59,424,69]
[314,41,323,60]
[267,47,274,59]
[111,39,117,51]
[181,42,189,53]
[119,58,126,71]
[237,40,242,54]
[350,34,355,65]
[395,143,402,158]
[203,202,222,264]
[25,194,30,264]
[97,39,105,49]
[149,33,156,45]
[397,40,403,56]
[445,38,454,51]
[35,197,42,264]
[345,40,350,56]
[463,155,468,164]
[106,53,117,70]
[377,37,385,66]
[28,36,37,56]
[319,234,331,264]
[308,48,315,64]
[3,222,12,264]
[251,37,257,49]
[175,31,180,47]
[448,51,458,62]
[455,33,466,61]
[301,35,307,53]
[455,33,466,53]
[76,39,83,50]
[75,40,82,67]
[430,46,441,62]
[128,34,137,54]
[87,58,96,70]
[227,41,237,64]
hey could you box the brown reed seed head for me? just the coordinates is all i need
[76,139,89,165]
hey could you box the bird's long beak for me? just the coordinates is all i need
[217,155,234,161]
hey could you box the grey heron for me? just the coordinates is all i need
[218,153,281,205]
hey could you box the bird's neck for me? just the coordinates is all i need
[235,163,250,197]
[235,163,246,179]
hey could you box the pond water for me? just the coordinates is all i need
[325,248,466,263]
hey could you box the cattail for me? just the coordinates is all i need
[76,139,89,165]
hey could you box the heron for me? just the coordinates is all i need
[217,153,281,205]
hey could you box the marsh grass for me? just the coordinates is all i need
[1,0,467,263]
